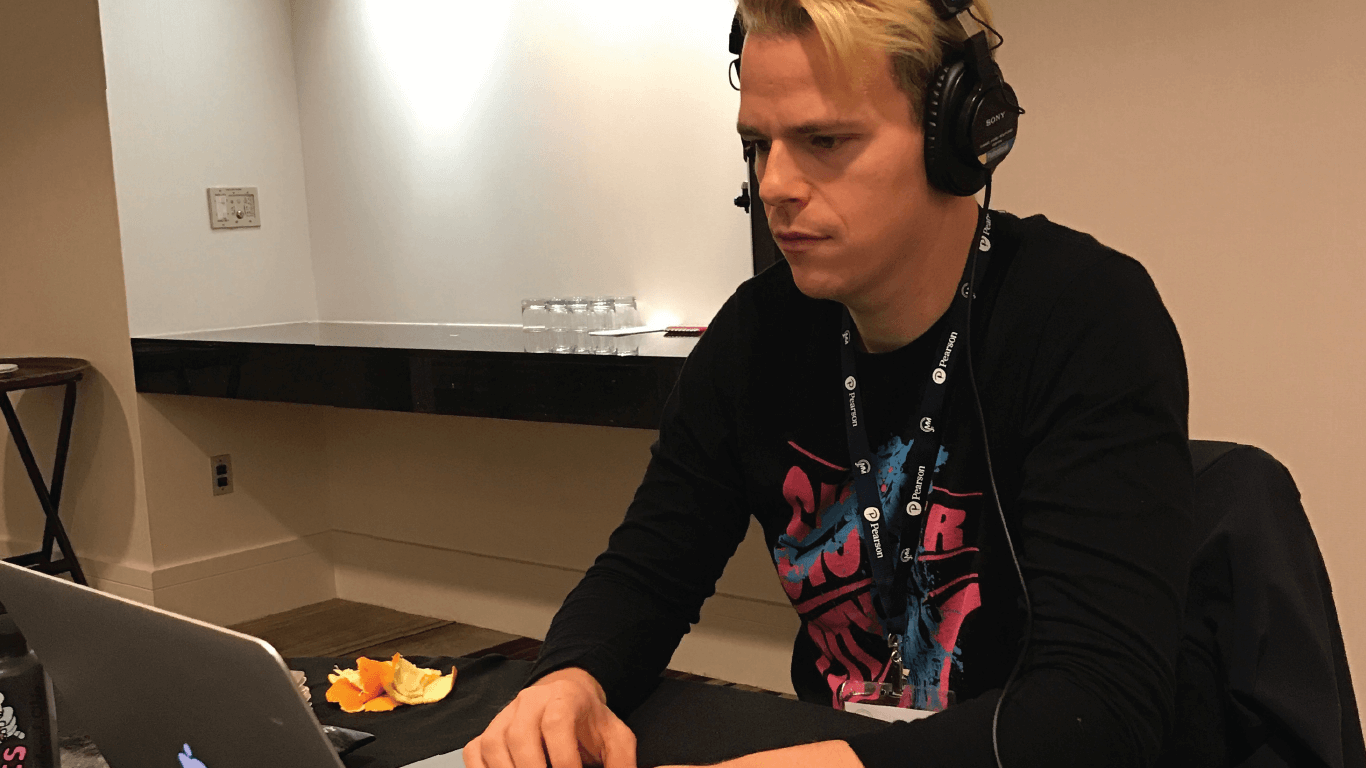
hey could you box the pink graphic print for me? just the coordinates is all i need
[905,495,983,710]
[774,451,888,706]
[931,581,982,707]
[773,440,984,711]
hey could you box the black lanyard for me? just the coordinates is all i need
[840,208,992,642]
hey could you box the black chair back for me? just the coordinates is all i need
[1163,441,1365,767]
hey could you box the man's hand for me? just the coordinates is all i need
[464,667,637,768]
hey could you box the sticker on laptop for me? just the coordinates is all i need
[0,693,24,741]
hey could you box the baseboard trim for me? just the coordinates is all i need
[0,535,336,626]
[0,537,156,591]
[149,533,332,589]
[153,547,336,626]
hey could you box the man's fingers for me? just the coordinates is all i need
[483,739,522,768]
[599,719,638,768]
[465,674,617,768]
[540,705,585,768]
[467,699,522,768]
[505,714,551,768]
[464,737,484,768]
[465,736,513,768]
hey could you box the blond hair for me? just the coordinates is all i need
[735,0,995,121]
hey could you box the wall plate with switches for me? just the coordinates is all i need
[208,187,259,229]
[210,454,234,496]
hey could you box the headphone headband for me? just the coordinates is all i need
[729,13,746,57]
[727,3,1021,198]
[926,0,974,20]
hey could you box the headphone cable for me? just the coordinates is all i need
[967,176,1034,768]
[967,6,1005,51]
[962,8,1024,115]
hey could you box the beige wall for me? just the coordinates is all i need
[0,0,155,602]
[320,409,798,687]
[133,396,335,624]
[990,0,1366,663]
[137,396,329,567]
[318,408,788,608]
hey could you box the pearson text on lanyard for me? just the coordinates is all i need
[839,208,992,694]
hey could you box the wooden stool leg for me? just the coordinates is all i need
[0,389,88,586]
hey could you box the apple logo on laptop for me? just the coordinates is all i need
[179,744,208,768]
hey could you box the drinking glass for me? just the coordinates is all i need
[612,296,641,356]
[567,297,592,353]
[590,298,617,355]
[521,298,550,353]
[547,299,573,353]
[612,296,641,329]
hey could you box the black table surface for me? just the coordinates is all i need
[132,323,698,429]
[0,357,89,393]
[292,656,886,768]
[136,322,697,358]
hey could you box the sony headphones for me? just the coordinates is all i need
[729,0,1021,197]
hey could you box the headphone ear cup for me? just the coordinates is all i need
[923,55,990,197]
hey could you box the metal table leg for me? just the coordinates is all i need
[0,383,88,585]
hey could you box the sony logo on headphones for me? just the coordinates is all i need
[984,111,1007,127]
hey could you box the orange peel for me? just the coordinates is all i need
[328,667,363,689]
[326,653,455,712]
[362,694,399,712]
[325,677,371,713]
[384,654,457,705]
[356,656,395,698]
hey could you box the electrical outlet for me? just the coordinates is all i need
[211,454,234,496]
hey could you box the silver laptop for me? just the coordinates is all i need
[0,561,465,768]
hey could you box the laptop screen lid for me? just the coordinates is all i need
[0,561,344,768]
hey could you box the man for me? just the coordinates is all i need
[467,1,1192,766]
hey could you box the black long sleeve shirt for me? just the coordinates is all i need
[529,210,1195,768]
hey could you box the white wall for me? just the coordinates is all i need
[101,0,319,336]
[290,0,753,327]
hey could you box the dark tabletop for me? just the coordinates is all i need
[291,656,887,768]
[0,357,89,394]
[136,322,697,358]
[131,324,695,429]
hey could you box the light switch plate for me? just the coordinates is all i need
[208,187,260,229]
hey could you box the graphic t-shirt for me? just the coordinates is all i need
[530,209,1194,768]
[774,326,995,714]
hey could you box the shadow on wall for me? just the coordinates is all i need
[1,368,140,566]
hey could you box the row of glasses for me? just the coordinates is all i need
[521,296,641,355]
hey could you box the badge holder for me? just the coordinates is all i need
[837,635,952,723]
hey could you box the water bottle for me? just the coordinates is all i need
[0,608,57,768]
